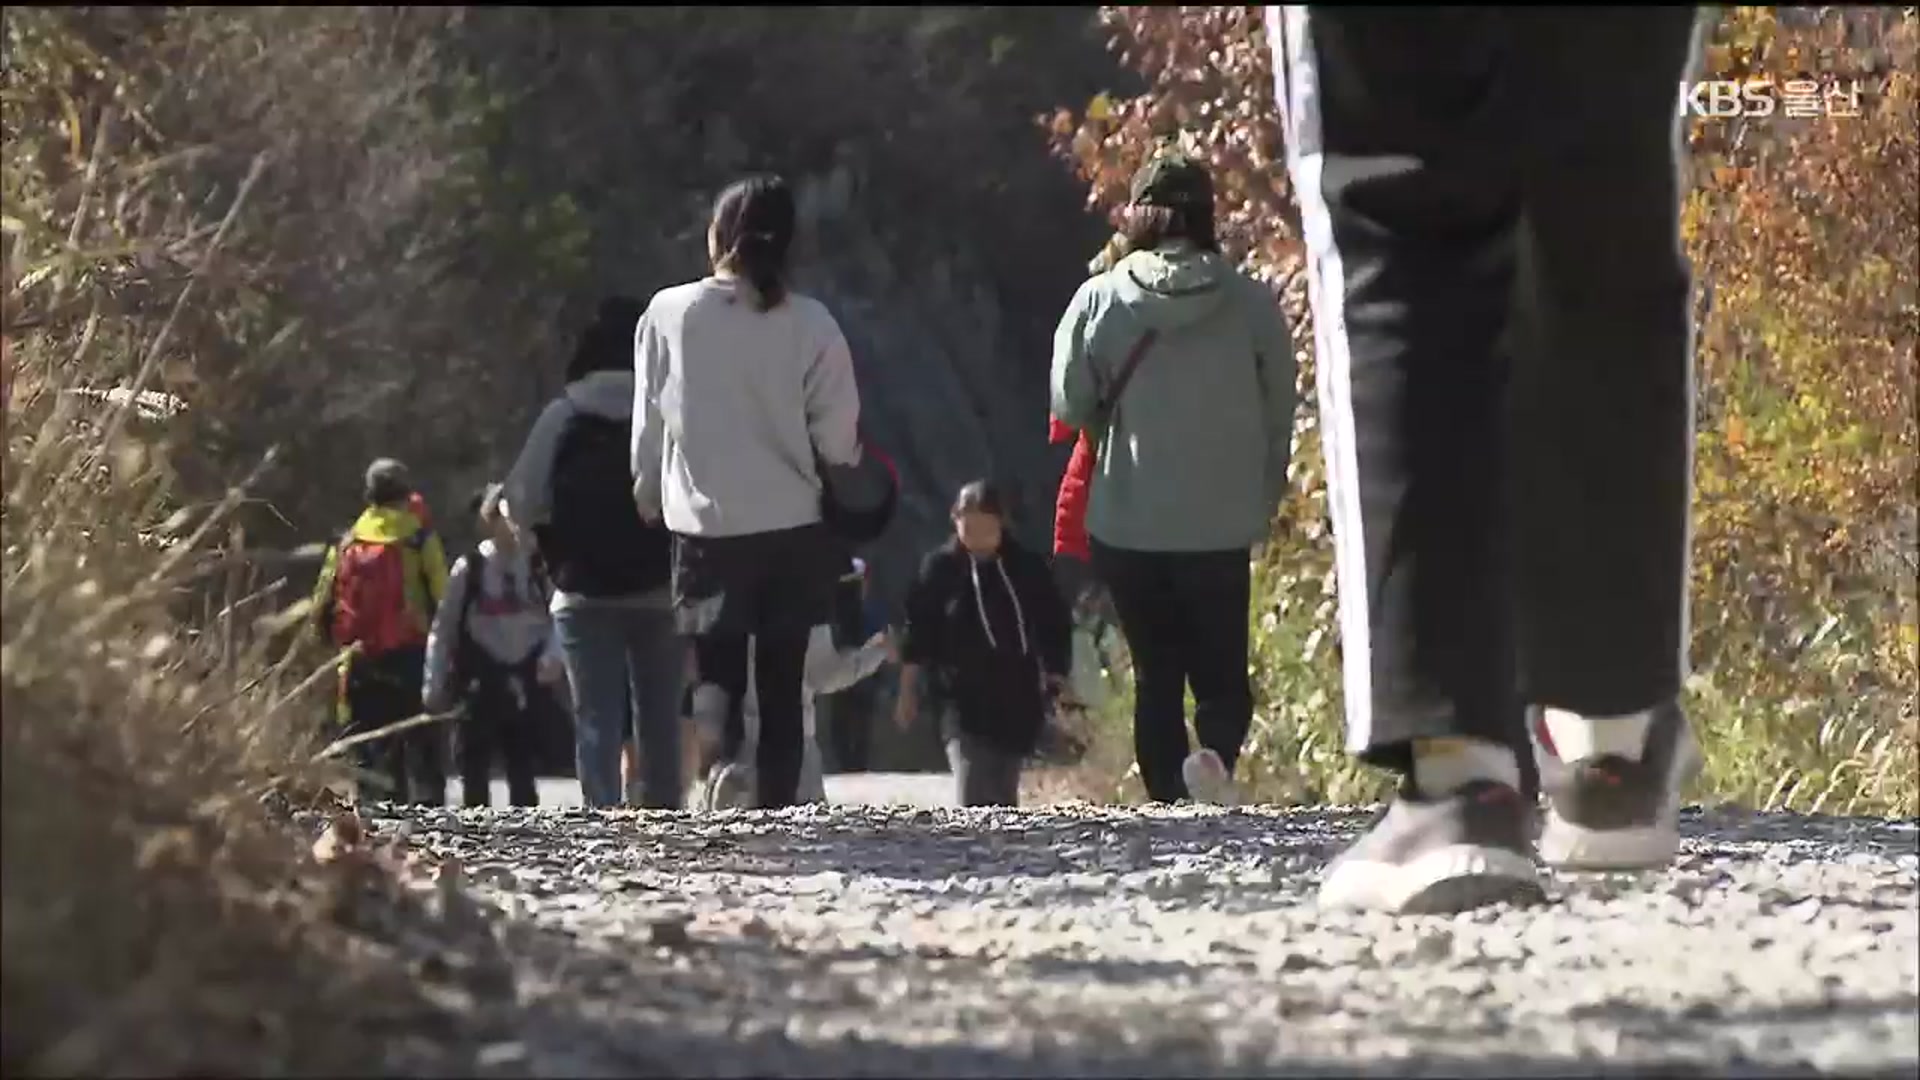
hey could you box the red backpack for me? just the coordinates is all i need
[329,530,435,657]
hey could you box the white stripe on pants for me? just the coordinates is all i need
[1268,5,1377,753]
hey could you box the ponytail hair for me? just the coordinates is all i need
[710,174,796,312]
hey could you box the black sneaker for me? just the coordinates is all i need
[1317,779,1545,914]
[1532,700,1702,871]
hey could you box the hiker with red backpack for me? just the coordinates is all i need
[1049,153,1298,807]
[503,297,686,810]
[311,458,451,805]
[423,483,565,808]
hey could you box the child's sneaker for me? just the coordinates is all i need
[1181,748,1240,806]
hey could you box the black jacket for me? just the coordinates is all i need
[900,536,1071,753]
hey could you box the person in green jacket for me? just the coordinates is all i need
[1049,153,1297,806]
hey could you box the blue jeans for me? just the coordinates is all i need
[552,601,685,808]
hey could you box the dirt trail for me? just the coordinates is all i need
[354,797,1918,1078]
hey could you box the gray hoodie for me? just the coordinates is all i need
[1050,244,1297,553]
[503,369,667,610]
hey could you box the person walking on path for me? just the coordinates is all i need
[1049,154,1298,806]
[818,557,890,776]
[1265,6,1706,913]
[694,610,894,809]
[311,458,450,805]
[504,297,685,809]
[895,481,1073,808]
[423,483,566,808]
[632,174,866,811]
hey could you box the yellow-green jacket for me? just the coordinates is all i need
[310,505,449,655]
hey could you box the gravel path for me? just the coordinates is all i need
[365,796,1918,1078]
[450,773,959,811]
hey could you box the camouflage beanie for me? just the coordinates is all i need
[1128,153,1213,210]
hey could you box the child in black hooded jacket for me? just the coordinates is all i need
[895,481,1072,806]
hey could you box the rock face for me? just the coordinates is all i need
[357,799,1920,1077]
[426,10,1123,611]
[410,9,1126,770]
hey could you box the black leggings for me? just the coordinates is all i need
[692,630,811,809]
[1091,542,1253,803]
[344,646,444,805]
[455,664,541,809]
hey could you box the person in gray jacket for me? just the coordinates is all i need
[1050,153,1298,807]
[505,298,685,809]
[423,483,565,808]
[632,174,864,810]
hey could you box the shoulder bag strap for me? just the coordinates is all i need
[1092,327,1161,443]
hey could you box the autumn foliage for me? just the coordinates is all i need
[1047,7,1917,813]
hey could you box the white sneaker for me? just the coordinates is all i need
[1534,700,1702,871]
[1182,748,1240,806]
[708,761,756,811]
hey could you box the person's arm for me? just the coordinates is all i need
[1049,278,1105,431]
[422,556,472,712]
[631,300,668,521]
[805,623,891,696]
[503,397,575,533]
[894,552,948,727]
[894,662,921,729]
[898,552,947,669]
[1025,553,1074,681]
[1245,276,1299,518]
[420,530,451,607]
[802,309,862,467]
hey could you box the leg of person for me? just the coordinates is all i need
[1270,6,1536,912]
[828,682,879,775]
[552,604,631,809]
[1090,541,1192,802]
[750,627,810,809]
[366,647,439,805]
[746,524,838,809]
[841,683,874,773]
[457,681,498,809]
[987,739,1024,807]
[1510,8,1705,869]
[798,702,828,803]
[404,722,448,807]
[945,731,1021,808]
[626,604,687,810]
[392,647,444,806]
[501,671,542,808]
[344,660,399,804]
[674,530,762,806]
[1174,548,1256,805]
[690,632,753,805]
[620,716,640,805]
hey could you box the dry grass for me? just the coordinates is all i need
[1054,566,1917,816]
[0,97,469,1074]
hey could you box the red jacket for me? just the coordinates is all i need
[1049,414,1095,562]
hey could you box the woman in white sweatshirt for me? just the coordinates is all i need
[631,173,865,810]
